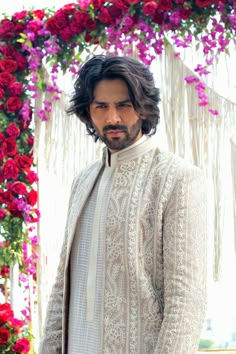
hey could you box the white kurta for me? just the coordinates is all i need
[68,137,148,353]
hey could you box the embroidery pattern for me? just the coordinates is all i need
[41,149,207,354]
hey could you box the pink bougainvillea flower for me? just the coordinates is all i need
[208,108,219,115]
[184,76,199,84]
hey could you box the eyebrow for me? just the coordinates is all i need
[93,99,131,105]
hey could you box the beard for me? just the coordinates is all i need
[95,119,142,151]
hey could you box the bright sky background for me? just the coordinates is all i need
[1,0,69,14]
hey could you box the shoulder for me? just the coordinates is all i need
[149,149,207,203]
[152,149,205,179]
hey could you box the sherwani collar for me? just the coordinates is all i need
[103,135,157,167]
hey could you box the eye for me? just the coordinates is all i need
[118,103,132,108]
[96,104,106,109]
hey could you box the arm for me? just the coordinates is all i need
[38,235,68,354]
[38,177,78,354]
[155,165,208,354]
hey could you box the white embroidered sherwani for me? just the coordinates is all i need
[39,136,207,354]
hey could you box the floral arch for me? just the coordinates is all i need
[0,0,236,351]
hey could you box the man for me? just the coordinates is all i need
[39,55,207,354]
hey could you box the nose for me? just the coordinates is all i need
[106,106,121,125]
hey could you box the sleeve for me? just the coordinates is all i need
[38,176,79,354]
[38,235,67,354]
[154,165,208,354]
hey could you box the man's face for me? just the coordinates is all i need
[89,79,142,153]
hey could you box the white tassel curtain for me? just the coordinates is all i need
[231,137,236,253]
[156,46,236,281]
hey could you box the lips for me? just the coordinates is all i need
[106,130,124,137]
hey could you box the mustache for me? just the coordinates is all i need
[103,125,128,133]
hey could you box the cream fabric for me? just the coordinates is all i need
[39,136,208,354]
[68,173,104,353]
[231,137,236,253]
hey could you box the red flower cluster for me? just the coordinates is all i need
[0,49,27,114]
[0,266,10,278]
[0,117,38,221]
[0,303,30,352]
[45,1,140,42]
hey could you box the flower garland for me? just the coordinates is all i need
[0,302,31,353]
[0,0,235,351]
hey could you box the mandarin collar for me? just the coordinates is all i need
[102,135,158,168]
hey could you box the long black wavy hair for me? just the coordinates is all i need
[67,55,161,141]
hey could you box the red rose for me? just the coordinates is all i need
[0,45,17,58]
[0,19,14,40]
[84,33,92,43]
[0,132,5,142]
[11,338,30,353]
[59,27,73,41]
[0,303,14,323]
[109,0,129,10]
[73,10,86,24]
[32,9,46,20]
[19,118,32,131]
[14,53,28,71]
[27,189,38,206]
[84,18,97,31]
[70,19,83,35]
[54,9,69,29]
[61,3,76,15]
[15,154,33,171]
[0,266,10,276]
[195,0,215,6]
[6,97,23,113]
[143,1,158,15]
[27,135,34,146]
[0,209,7,219]
[0,190,14,204]
[26,170,38,184]
[0,87,4,100]
[2,138,18,156]
[8,200,23,218]
[179,7,191,19]
[157,0,173,11]
[108,5,123,19]
[0,72,15,87]
[6,123,20,138]
[14,23,27,35]
[8,82,24,96]
[0,148,4,162]
[0,327,10,344]
[91,0,106,10]
[11,181,28,195]
[99,8,114,25]
[13,10,28,20]
[1,159,19,179]
[46,17,60,34]
[73,12,97,31]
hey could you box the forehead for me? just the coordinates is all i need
[93,79,130,100]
